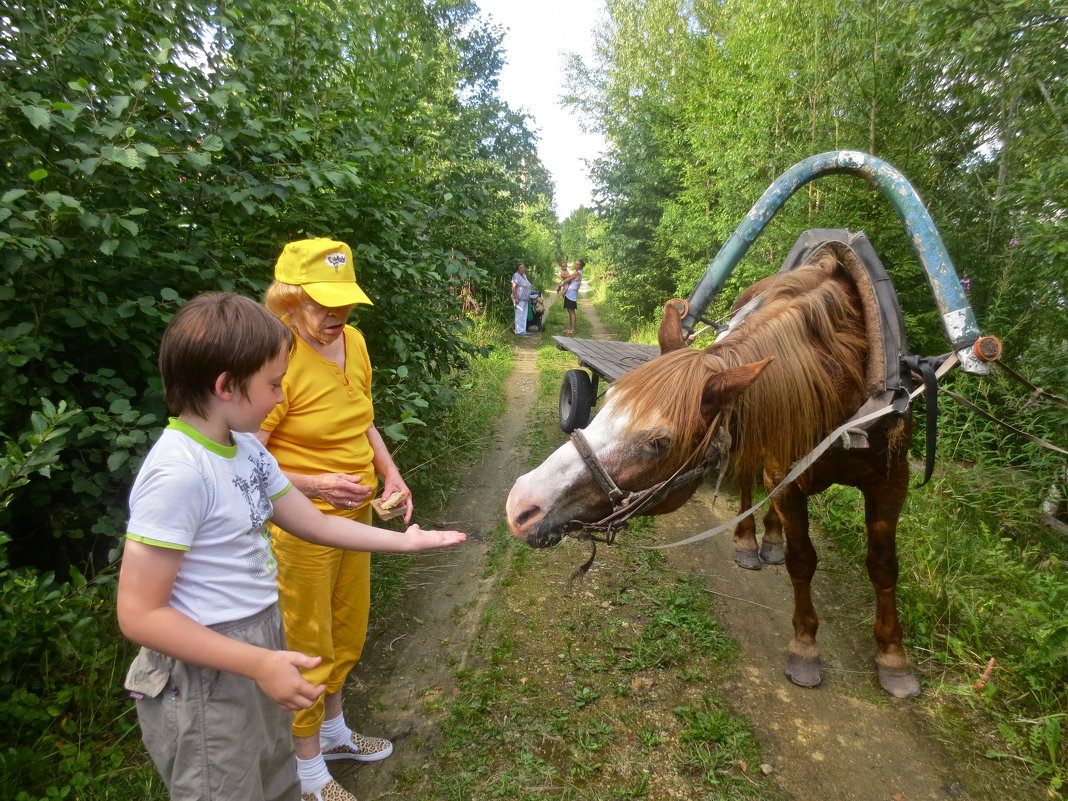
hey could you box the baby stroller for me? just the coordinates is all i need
[528,290,546,331]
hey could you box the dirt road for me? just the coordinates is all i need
[339,292,1034,801]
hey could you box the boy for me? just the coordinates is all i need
[555,261,570,294]
[117,292,465,801]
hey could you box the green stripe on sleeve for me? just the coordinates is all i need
[125,532,191,551]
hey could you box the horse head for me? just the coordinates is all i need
[506,300,772,547]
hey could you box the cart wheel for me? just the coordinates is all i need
[560,369,593,433]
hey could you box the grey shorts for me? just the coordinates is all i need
[124,604,298,801]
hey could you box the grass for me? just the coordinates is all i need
[811,458,1067,796]
[416,522,777,801]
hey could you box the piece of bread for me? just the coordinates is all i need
[370,490,407,520]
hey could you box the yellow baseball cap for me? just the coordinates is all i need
[273,238,373,307]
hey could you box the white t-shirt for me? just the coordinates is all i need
[564,270,582,301]
[126,419,292,626]
[512,271,532,302]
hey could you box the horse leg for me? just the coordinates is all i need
[733,472,762,570]
[863,484,920,698]
[758,502,785,565]
[776,482,822,688]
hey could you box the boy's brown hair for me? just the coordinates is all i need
[159,292,292,417]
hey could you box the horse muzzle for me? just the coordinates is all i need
[506,471,604,548]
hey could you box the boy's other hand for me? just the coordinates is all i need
[404,524,467,550]
[256,651,326,711]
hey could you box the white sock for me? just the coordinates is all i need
[296,754,332,795]
[319,713,353,751]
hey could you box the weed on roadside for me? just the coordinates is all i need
[413,329,779,801]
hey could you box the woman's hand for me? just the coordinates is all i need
[311,473,373,510]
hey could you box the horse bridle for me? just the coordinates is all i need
[567,412,728,544]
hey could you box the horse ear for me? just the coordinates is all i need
[658,298,690,354]
[701,357,774,412]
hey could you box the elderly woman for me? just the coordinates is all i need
[511,262,532,335]
[258,238,411,801]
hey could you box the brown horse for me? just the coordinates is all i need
[506,249,919,698]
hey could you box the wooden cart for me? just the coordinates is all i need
[552,335,660,432]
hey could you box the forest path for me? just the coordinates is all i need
[338,296,555,799]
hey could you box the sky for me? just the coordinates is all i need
[474,0,607,220]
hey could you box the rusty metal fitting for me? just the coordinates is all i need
[973,336,1003,362]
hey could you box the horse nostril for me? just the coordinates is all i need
[515,506,541,528]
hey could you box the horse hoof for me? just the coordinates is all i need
[734,549,762,570]
[785,653,822,687]
[878,666,920,698]
[758,542,785,565]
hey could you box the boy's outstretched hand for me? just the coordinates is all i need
[404,524,467,550]
[255,651,326,711]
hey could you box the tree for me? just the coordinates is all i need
[0,0,553,572]
[561,205,596,263]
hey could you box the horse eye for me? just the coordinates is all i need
[647,436,671,454]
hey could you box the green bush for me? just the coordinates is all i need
[0,400,159,800]
[1,0,555,575]
[0,566,157,801]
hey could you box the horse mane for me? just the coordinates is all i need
[611,253,869,477]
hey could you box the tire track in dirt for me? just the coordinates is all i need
[658,493,987,801]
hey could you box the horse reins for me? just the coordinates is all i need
[564,413,728,580]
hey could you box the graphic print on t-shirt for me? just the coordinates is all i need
[231,449,279,575]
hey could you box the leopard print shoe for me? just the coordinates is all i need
[300,779,357,801]
[322,731,394,762]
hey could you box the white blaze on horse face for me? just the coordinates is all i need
[507,391,646,540]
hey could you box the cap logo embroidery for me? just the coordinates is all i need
[325,252,347,272]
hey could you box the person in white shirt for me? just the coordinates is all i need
[117,292,466,801]
[511,263,532,335]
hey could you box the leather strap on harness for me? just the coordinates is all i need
[903,354,940,486]
[565,416,726,580]
[570,428,628,506]
[568,414,726,540]
[569,419,725,536]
